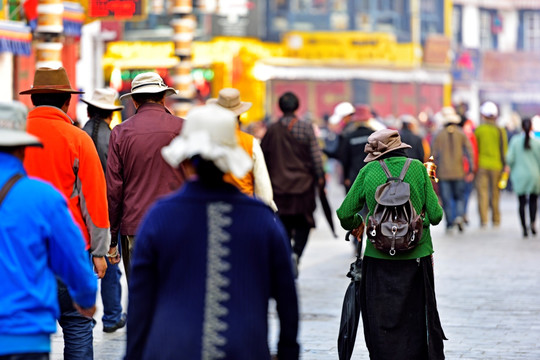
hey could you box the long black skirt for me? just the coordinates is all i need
[360,256,446,360]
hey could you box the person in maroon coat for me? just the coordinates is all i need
[107,72,187,281]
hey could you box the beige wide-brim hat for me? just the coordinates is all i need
[364,128,411,162]
[0,101,42,147]
[440,106,461,124]
[19,67,84,95]
[206,88,252,116]
[162,104,253,178]
[81,88,124,111]
[119,72,177,101]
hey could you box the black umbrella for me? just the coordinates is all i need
[338,234,363,360]
[318,187,338,238]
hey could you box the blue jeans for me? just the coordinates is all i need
[57,278,94,360]
[101,240,123,327]
[439,179,465,228]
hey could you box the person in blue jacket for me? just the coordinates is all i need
[0,101,98,359]
[126,104,299,360]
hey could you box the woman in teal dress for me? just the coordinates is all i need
[505,118,540,237]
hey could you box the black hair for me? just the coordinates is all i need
[522,118,532,150]
[87,104,114,120]
[191,155,225,187]
[31,93,71,108]
[131,91,167,105]
[278,92,299,114]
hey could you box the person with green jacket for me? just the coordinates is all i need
[337,129,445,360]
[474,101,508,228]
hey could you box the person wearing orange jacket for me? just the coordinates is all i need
[207,88,277,211]
[21,67,113,360]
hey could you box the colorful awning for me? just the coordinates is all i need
[63,2,85,37]
[0,21,32,56]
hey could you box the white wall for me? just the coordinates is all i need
[462,4,480,49]
[498,10,518,52]
[0,53,13,100]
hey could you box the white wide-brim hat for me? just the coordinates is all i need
[329,101,355,125]
[0,102,42,147]
[119,72,178,101]
[82,88,124,111]
[161,104,253,178]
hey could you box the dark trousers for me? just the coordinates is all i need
[57,279,94,360]
[101,239,123,327]
[518,194,538,234]
[0,354,49,360]
[121,235,136,284]
[278,214,311,260]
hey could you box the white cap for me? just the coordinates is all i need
[480,101,498,118]
[329,102,355,125]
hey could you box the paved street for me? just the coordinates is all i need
[51,178,540,359]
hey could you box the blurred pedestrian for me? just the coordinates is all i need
[0,102,97,359]
[505,118,540,238]
[261,92,326,276]
[207,88,277,211]
[339,105,374,192]
[81,88,127,333]
[107,72,187,282]
[398,114,425,162]
[337,129,446,360]
[21,67,111,359]
[475,101,508,228]
[457,107,478,224]
[126,104,299,359]
[431,107,474,233]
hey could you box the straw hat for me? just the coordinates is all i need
[329,102,355,125]
[19,67,83,95]
[440,106,461,124]
[161,104,253,178]
[0,101,42,147]
[119,72,177,100]
[364,129,411,162]
[206,88,252,116]
[81,88,124,111]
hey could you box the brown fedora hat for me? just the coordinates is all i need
[19,67,84,95]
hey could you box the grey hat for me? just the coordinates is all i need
[0,101,42,148]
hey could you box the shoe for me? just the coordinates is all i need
[454,217,464,233]
[103,313,127,333]
[531,224,537,236]
[523,229,529,238]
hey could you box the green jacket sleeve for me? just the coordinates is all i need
[336,169,366,230]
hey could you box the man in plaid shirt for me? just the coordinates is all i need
[261,92,325,277]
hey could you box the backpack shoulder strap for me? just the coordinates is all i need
[0,173,24,209]
[378,160,393,179]
[398,158,413,181]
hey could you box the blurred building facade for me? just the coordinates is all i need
[452,0,540,124]
[2,0,453,123]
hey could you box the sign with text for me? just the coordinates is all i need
[88,0,146,21]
